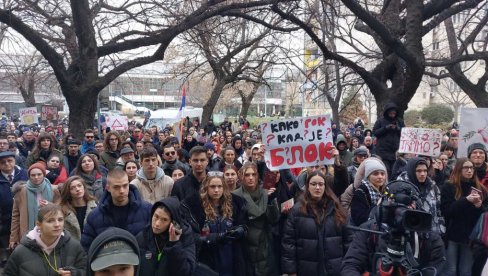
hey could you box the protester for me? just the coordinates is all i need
[87,227,141,276]
[100,131,122,170]
[218,146,243,171]
[60,176,97,240]
[372,102,405,176]
[232,162,280,275]
[223,164,239,191]
[81,129,97,154]
[131,147,174,204]
[347,147,369,184]
[46,153,69,185]
[468,143,488,187]
[9,162,60,249]
[4,204,87,276]
[63,139,81,175]
[161,144,189,177]
[136,197,196,275]
[441,157,488,276]
[171,166,186,182]
[124,160,140,182]
[71,153,106,200]
[335,134,353,167]
[81,169,152,250]
[94,140,104,155]
[171,146,209,201]
[25,132,62,168]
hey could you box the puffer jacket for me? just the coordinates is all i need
[131,167,174,204]
[4,231,86,276]
[63,200,97,240]
[81,185,152,250]
[282,201,352,276]
[372,103,405,161]
[136,197,196,276]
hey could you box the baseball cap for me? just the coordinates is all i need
[90,240,139,271]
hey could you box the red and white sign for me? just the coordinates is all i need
[399,127,443,157]
[106,116,128,131]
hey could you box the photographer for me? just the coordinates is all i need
[341,180,446,276]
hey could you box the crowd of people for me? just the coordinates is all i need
[0,103,487,275]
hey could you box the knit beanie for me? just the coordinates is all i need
[28,162,47,176]
[468,143,486,157]
[364,159,386,179]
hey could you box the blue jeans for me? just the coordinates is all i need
[444,241,473,276]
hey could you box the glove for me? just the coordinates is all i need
[199,233,225,245]
[224,225,246,240]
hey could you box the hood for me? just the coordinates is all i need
[335,134,347,148]
[150,196,184,225]
[406,157,428,187]
[382,102,398,119]
[135,166,165,182]
[87,227,140,276]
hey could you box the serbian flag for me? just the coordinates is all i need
[175,85,186,143]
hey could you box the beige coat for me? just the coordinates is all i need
[130,168,174,204]
[9,185,60,244]
[63,200,97,240]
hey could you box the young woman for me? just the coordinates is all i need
[9,162,61,250]
[124,160,140,182]
[183,173,248,276]
[4,204,86,276]
[231,136,244,159]
[46,154,68,185]
[223,164,239,191]
[350,158,387,226]
[136,197,196,275]
[349,137,360,152]
[232,162,280,276]
[100,131,122,170]
[60,176,97,240]
[171,167,186,182]
[25,132,63,168]
[219,146,242,171]
[71,154,106,200]
[441,158,488,276]
[282,171,351,276]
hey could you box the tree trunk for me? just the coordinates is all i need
[19,86,36,107]
[240,96,252,118]
[65,90,99,139]
[201,80,226,127]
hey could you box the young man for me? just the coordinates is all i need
[131,147,174,204]
[81,129,97,154]
[204,142,221,171]
[336,134,354,167]
[87,227,140,276]
[63,139,81,174]
[81,169,151,251]
[468,143,488,186]
[171,146,208,201]
[161,145,189,176]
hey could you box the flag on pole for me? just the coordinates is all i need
[175,85,186,143]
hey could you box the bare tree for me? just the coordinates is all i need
[0,0,287,137]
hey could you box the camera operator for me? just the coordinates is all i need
[341,180,445,276]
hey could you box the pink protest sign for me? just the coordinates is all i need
[399,127,442,157]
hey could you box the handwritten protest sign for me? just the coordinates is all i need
[459,108,488,158]
[106,116,129,131]
[19,107,38,125]
[399,127,443,157]
[261,115,334,170]
[41,105,58,121]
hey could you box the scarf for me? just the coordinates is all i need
[26,178,54,230]
[26,226,63,255]
[233,186,267,219]
[80,170,98,186]
[363,179,381,206]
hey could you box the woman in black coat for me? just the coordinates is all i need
[282,171,352,276]
[136,197,196,276]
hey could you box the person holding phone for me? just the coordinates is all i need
[136,197,196,275]
[441,157,488,276]
[182,172,248,276]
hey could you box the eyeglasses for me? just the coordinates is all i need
[85,136,94,139]
[207,171,224,177]
[164,151,176,156]
[462,166,474,171]
[309,182,325,187]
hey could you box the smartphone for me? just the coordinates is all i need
[262,171,277,190]
[471,187,482,198]
[172,221,182,235]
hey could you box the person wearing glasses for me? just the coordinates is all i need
[182,172,248,275]
[81,129,97,154]
[232,162,279,276]
[131,147,174,204]
[282,171,351,276]
[161,144,189,177]
[441,157,488,276]
[25,132,63,168]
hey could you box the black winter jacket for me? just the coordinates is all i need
[171,173,203,201]
[0,166,28,236]
[372,103,405,161]
[341,220,446,275]
[282,201,352,276]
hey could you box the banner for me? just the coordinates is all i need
[106,116,129,131]
[399,127,443,157]
[459,108,488,158]
[19,107,38,125]
[41,105,58,121]
[261,115,334,170]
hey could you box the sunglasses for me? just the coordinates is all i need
[164,151,176,156]
[207,171,224,177]
[85,136,94,139]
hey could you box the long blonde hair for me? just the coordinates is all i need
[200,175,233,221]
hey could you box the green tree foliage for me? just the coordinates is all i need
[420,105,454,125]
[404,110,421,126]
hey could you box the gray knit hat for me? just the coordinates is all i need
[364,159,386,179]
[468,143,486,157]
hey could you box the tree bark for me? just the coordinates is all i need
[65,89,99,137]
[202,80,226,127]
